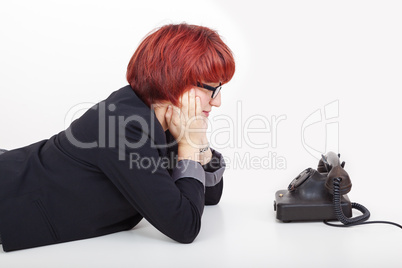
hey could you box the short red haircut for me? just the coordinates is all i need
[126,23,235,107]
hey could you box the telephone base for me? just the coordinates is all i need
[274,190,352,222]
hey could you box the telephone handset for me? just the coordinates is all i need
[274,152,402,229]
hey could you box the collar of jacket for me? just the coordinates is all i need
[123,85,168,157]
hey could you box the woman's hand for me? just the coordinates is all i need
[165,88,211,164]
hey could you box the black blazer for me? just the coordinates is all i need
[0,85,224,252]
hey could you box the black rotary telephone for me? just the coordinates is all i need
[274,152,402,228]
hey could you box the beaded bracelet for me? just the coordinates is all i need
[199,145,209,153]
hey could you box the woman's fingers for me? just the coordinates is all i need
[188,88,196,118]
[180,91,189,121]
[195,96,202,116]
[169,89,208,148]
[165,105,172,125]
[171,106,182,126]
[180,89,197,120]
[166,104,186,143]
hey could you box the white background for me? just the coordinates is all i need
[1,0,401,267]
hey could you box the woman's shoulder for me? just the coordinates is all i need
[104,85,148,110]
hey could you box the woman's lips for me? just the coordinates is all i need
[203,111,210,117]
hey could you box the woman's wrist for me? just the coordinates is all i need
[199,148,213,165]
[178,144,201,162]
[177,143,212,165]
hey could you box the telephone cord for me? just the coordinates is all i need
[323,177,402,229]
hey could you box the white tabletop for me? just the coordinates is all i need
[2,167,401,267]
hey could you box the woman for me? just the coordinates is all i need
[0,23,235,252]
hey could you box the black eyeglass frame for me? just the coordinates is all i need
[196,82,222,99]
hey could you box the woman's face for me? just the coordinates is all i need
[194,82,222,117]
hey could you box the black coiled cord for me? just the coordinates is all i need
[324,177,402,229]
[332,177,370,225]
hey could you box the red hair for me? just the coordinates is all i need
[126,23,235,107]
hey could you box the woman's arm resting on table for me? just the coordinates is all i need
[202,148,225,205]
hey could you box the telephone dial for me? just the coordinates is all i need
[274,152,402,228]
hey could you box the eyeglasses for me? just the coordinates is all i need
[196,82,222,99]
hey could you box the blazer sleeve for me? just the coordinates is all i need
[163,130,225,205]
[96,125,205,244]
[202,148,225,205]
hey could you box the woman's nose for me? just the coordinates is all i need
[210,92,221,107]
